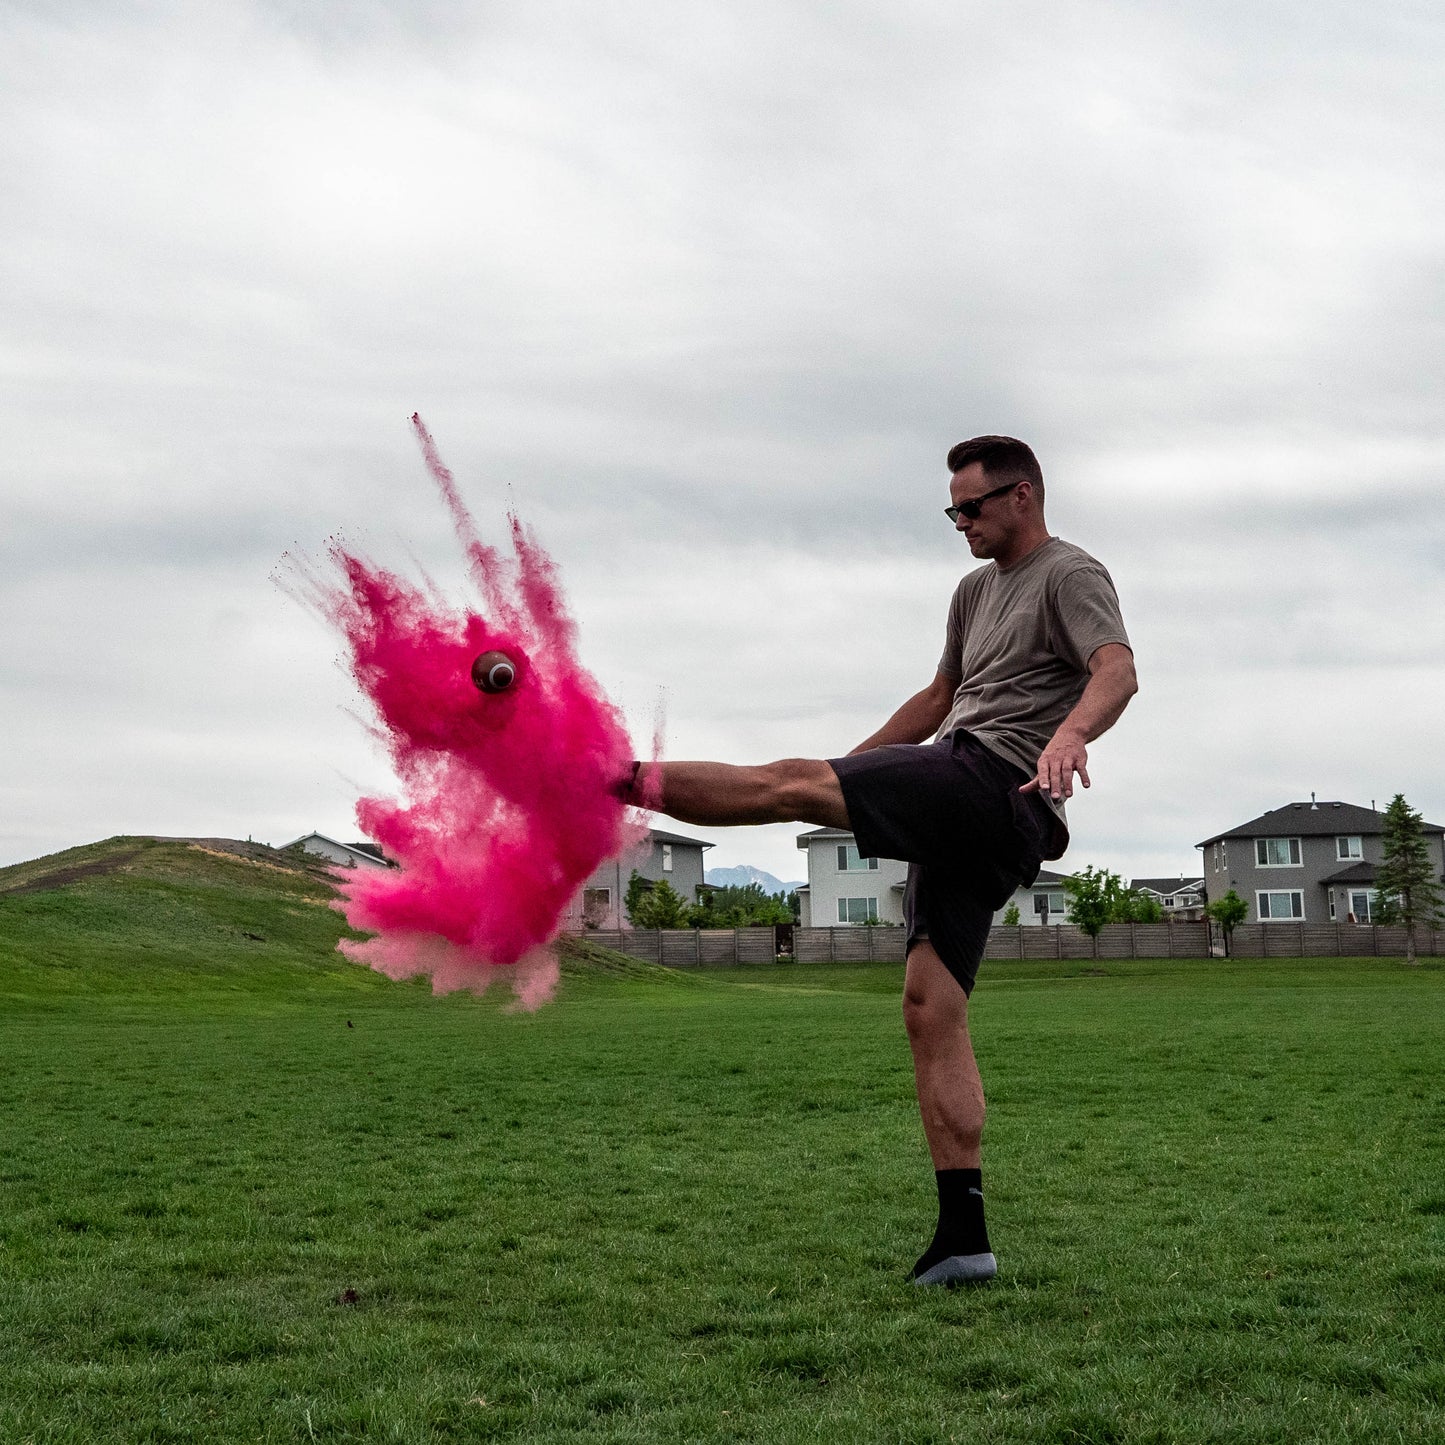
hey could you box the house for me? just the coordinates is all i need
[565,828,713,930]
[1197,798,1445,924]
[794,827,908,927]
[281,832,394,870]
[1132,876,1206,921]
[993,868,1070,926]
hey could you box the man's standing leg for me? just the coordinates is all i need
[902,941,996,1283]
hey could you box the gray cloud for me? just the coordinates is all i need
[3,0,1444,879]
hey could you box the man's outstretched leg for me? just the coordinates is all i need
[624,758,851,831]
[902,939,996,1284]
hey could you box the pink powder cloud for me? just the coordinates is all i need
[290,415,643,1007]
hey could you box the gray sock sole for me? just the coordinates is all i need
[912,1251,997,1287]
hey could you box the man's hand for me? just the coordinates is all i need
[1020,728,1090,802]
[1018,643,1136,803]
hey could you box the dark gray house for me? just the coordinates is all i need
[1197,799,1445,925]
[566,827,714,930]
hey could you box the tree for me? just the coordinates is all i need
[1063,866,1128,953]
[688,882,795,928]
[1117,889,1164,924]
[629,876,692,930]
[1205,888,1248,956]
[623,869,652,927]
[1001,902,1022,927]
[1373,793,1443,965]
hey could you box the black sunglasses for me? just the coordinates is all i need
[944,480,1017,523]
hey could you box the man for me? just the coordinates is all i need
[619,435,1136,1285]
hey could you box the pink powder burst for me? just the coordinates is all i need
[291,415,642,1006]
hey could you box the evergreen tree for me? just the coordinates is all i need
[630,877,691,930]
[1373,794,1443,965]
[623,869,652,927]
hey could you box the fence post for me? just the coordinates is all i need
[867,927,875,961]
[829,928,836,963]
[1017,926,1023,959]
[1054,925,1061,959]
[1129,921,1137,959]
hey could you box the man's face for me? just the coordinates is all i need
[949,462,1020,559]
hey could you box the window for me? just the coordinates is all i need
[1337,836,1362,860]
[836,844,880,872]
[1257,890,1303,920]
[1350,891,1373,923]
[1256,837,1302,867]
[581,888,611,926]
[1033,892,1052,916]
[837,896,879,924]
[1163,896,1175,908]
[661,844,673,872]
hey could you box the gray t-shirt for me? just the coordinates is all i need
[936,537,1131,838]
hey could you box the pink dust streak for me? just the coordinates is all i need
[291,415,643,1007]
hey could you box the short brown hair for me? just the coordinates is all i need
[946,435,1043,497]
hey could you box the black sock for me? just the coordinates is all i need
[912,1168,991,1278]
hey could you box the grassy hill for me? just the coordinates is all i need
[0,835,680,998]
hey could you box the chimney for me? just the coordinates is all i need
[1310,792,1318,810]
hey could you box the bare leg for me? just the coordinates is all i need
[631,758,851,831]
[902,940,983,1169]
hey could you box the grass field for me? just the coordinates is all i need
[1,839,1443,1442]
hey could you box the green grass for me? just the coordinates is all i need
[1,840,1442,1441]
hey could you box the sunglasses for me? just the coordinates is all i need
[944,480,1017,523]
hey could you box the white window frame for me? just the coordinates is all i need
[1257,889,1304,921]
[836,844,880,873]
[1336,835,1362,860]
[1256,837,1302,868]
[661,843,673,872]
[1349,891,1374,923]
[837,896,879,924]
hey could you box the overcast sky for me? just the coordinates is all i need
[3,0,1443,886]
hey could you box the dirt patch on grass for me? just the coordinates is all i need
[0,847,150,896]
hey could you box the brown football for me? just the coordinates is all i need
[471,650,518,694]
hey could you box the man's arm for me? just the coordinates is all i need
[848,671,958,755]
[1022,643,1137,802]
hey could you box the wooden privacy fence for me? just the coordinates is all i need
[571,920,1439,967]
[1222,923,1443,957]
[583,927,780,966]
[982,922,1212,960]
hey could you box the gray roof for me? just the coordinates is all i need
[1132,876,1204,895]
[1320,862,1378,885]
[646,828,713,850]
[796,825,857,846]
[1197,800,1444,848]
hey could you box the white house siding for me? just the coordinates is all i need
[286,833,391,870]
[992,870,1069,926]
[796,828,908,926]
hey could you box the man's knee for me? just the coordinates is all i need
[903,951,968,1047]
[759,759,848,827]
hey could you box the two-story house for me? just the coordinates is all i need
[1132,876,1206,921]
[1197,798,1445,924]
[566,827,713,929]
[794,827,908,927]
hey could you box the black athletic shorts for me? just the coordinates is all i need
[827,730,1058,995]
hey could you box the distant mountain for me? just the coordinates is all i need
[704,865,805,895]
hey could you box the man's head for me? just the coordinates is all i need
[944,434,1047,564]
